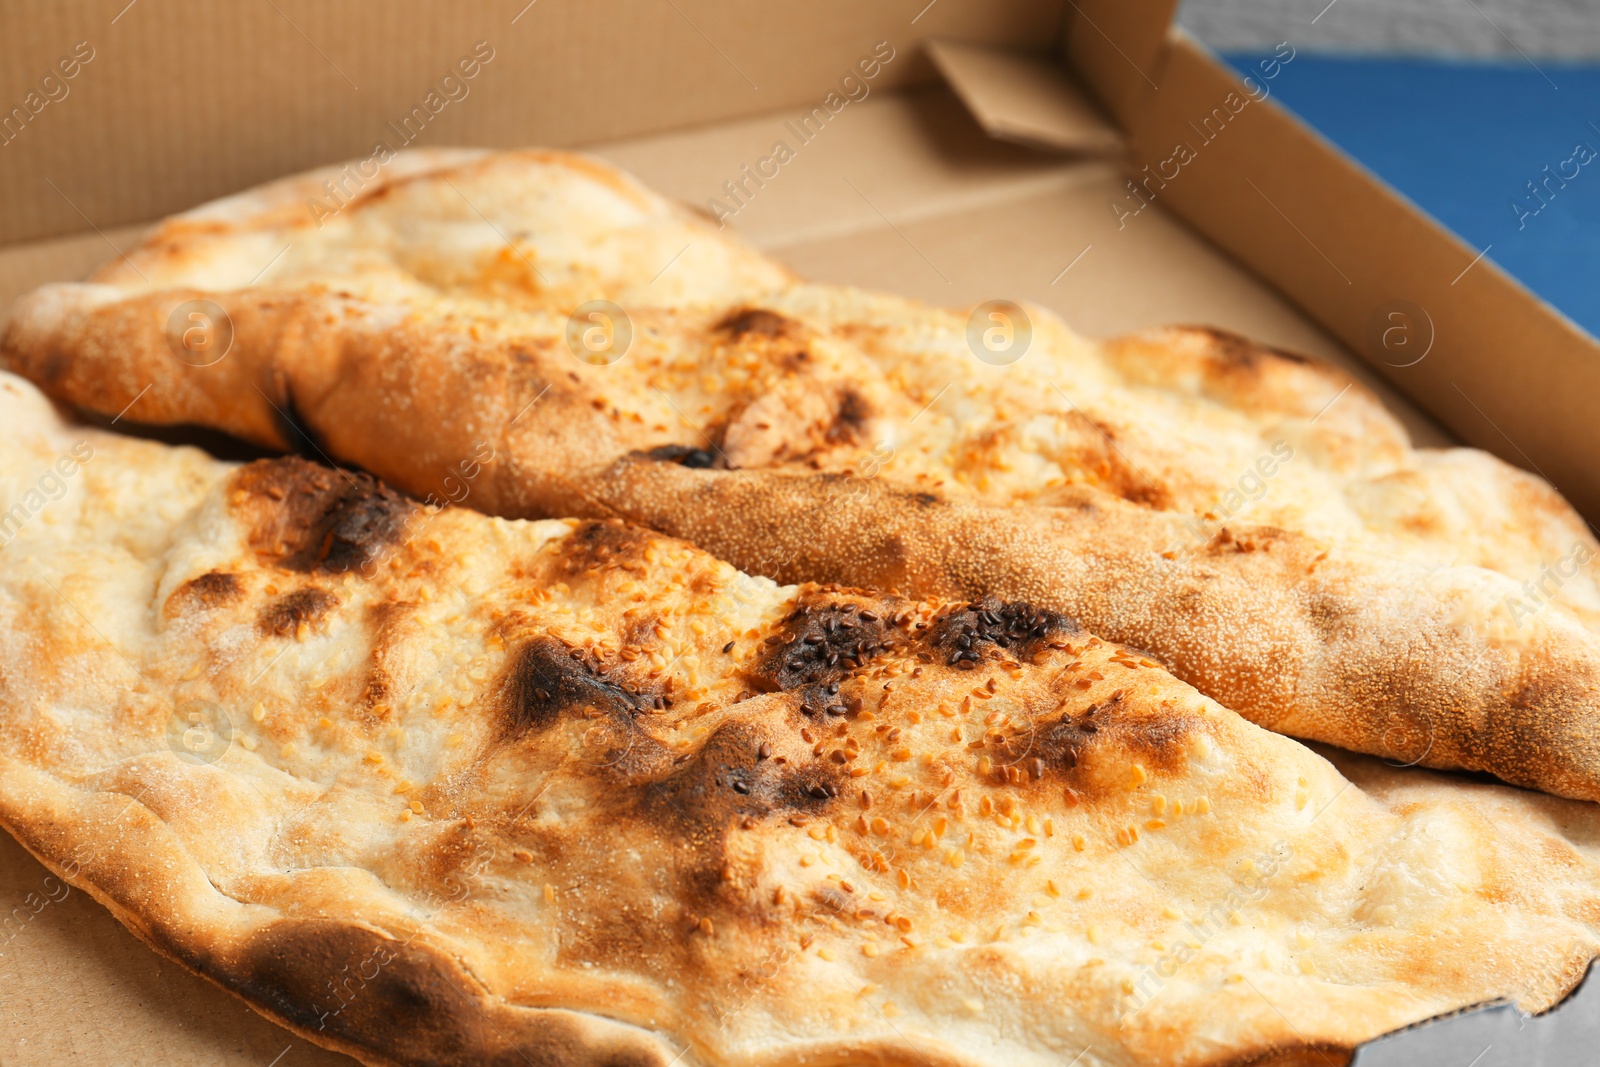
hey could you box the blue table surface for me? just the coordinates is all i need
[1222,52,1600,340]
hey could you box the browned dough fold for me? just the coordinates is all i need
[7,148,1600,804]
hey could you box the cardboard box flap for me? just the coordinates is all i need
[598,85,1092,251]
[925,38,1121,154]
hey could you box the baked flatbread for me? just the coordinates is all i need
[8,149,1600,802]
[3,368,1600,1067]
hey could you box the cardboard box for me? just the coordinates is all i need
[1,2,1595,1063]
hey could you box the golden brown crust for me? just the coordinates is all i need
[0,788,679,1067]
[589,458,1600,801]
[7,149,1600,806]
[4,373,1600,1067]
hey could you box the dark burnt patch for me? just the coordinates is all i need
[532,716,847,977]
[922,598,1078,670]
[627,719,842,910]
[823,387,870,445]
[227,918,668,1067]
[555,519,656,578]
[238,458,416,575]
[1023,690,1200,787]
[745,593,899,692]
[717,308,794,340]
[164,571,242,616]
[259,587,340,636]
[1033,691,1123,775]
[642,443,722,470]
[501,636,658,739]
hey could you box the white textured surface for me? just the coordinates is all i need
[1178,0,1600,57]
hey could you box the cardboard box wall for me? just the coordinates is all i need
[0,1,1595,1063]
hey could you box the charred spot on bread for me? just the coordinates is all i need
[644,719,841,820]
[239,458,416,574]
[502,636,656,738]
[642,444,721,469]
[923,598,1078,669]
[537,717,846,975]
[630,719,842,913]
[227,918,670,1067]
[823,387,871,445]
[1027,690,1200,787]
[164,570,242,616]
[259,586,339,636]
[746,591,900,692]
[556,519,657,578]
[717,308,793,339]
[307,482,415,574]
